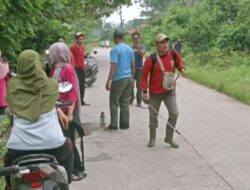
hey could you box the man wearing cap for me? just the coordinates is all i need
[105,30,135,130]
[140,33,185,148]
[173,38,182,54]
[130,32,146,107]
[70,32,89,106]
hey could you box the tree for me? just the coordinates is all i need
[0,0,132,62]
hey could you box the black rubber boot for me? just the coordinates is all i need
[164,126,179,148]
[147,127,156,147]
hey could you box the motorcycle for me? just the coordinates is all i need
[0,82,73,190]
[85,51,98,87]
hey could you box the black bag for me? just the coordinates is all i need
[72,110,85,137]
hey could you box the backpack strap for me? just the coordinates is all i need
[149,53,157,81]
[150,53,157,65]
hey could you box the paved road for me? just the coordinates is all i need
[70,47,250,190]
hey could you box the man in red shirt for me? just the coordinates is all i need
[141,33,185,148]
[70,32,89,106]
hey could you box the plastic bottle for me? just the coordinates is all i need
[100,112,105,127]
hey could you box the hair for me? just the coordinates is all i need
[132,32,140,39]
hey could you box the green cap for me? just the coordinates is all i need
[113,30,124,38]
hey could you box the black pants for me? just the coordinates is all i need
[63,117,85,174]
[75,67,86,103]
[0,106,6,115]
[4,138,74,189]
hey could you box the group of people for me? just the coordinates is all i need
[0,33,90,190]
[106,30,185,148]
[0,29,184,189]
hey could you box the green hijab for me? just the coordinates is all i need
[7,50,58,122]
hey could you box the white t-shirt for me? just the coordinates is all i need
[7,108,66,150]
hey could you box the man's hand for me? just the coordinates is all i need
[180,68,187,77]
[105,80,111,91]
[57,108,69,129]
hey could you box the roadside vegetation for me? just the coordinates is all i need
[0,0,131,188]
[138,0,250,104]
[0,0,249,188]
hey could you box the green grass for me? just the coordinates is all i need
[0,139,6,190]
[185,49,250,105]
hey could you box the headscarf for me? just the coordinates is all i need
[0,59,9,80]
[6,50,58,122]
[49,42,71,81]
[49,42,81,111]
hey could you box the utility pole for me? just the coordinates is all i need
[118,5,124,29]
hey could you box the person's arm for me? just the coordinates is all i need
[140,58,151,93]
[174,51,185,74]
[106,48,118,91]
[140,58,152,101]
[106,64,117,91]
[66,102,75,122]
[57,108,69,129]
[134,44,145,57]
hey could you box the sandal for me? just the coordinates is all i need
[72,172,87,181]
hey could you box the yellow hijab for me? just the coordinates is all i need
[7,50,58,122]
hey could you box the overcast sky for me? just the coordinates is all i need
[105,1,144,24]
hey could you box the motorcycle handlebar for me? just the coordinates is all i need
[0,165,19,176]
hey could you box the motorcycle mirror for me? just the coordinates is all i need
[10,71,17,77]
[93,51,97,54]
[58,82,72,93]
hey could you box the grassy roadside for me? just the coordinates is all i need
[0,138,6,189]
[184,49,250,105]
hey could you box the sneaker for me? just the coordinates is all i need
[72,171,87,181]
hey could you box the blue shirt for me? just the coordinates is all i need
[110,43,135,81]
[132,44,145,70]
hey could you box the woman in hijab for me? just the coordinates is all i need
[0,50,9,115]
[49,42,87,181]
[4,50,73,190]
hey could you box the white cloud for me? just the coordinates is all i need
[105,1,144,24]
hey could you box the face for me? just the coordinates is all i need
[156,39,169,55]
[76,36,84,45]
[132,34,140,44]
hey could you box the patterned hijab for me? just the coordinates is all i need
[6,50,58,122]
[49,42,71,81]
[49,42,81,111]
